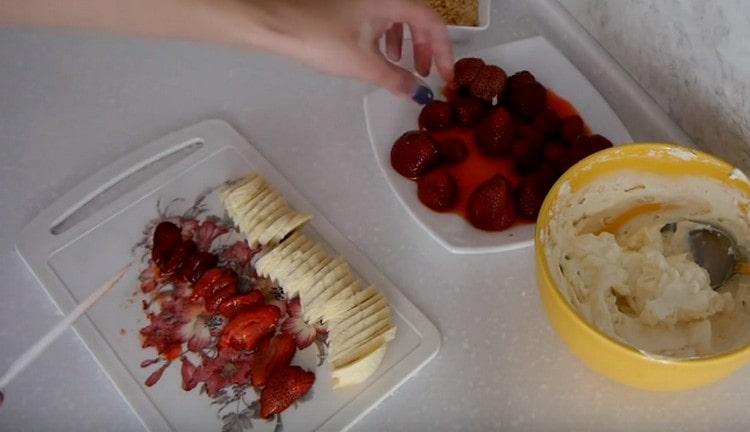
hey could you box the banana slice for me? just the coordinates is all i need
[232,186,272,219]
[285,255,334,298]
[280,248,328,287]
[331,342,386,388]
[330,298,389,339]
[222,176,265,209]
[304,273,356,322]
[274,241,318,283]
[238,190,280,234]
[273,212,312,244]
[246,202,287,244]
[259,211,294,245]
[319,280,363,323]
[332,286,380,325]
[248,204,289,244]
[331,307,391,346]
[221,175,258,202]
[300,259,349,308]
[332,325,397,367]
[255,232,307,278]
[330,317,392,358]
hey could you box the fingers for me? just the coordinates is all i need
[427,21,454,81]
[410,25,433,77]
[362,53,424,99]
[385,23,403,62]
[387,0,454,81]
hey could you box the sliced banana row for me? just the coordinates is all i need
[221,175,311,247]
[223,174,396,389]
[253,235,395,388]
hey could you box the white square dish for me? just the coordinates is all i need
[364,36,633,255]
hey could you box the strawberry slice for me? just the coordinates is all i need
[250,334,296,388]
[205,285,237,313]
[219,305,280,352]
[218,291,265,318]
[260,365,315,418]
[152,221,182,265]
[179,251,218,283]
[159,239,196,277]
[191,268,237,301]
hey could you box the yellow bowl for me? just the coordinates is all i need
[535,143,750,391]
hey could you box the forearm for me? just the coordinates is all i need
[0,0,279,50]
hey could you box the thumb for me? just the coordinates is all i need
[363,55,434,104]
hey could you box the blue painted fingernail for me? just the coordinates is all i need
[412,85,434,105]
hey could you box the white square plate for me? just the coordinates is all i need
[364,36,633,255]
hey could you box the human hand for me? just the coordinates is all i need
[253,0,454,101]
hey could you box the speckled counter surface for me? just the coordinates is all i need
[1,1,749,431]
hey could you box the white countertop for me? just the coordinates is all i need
[1,2,749,431]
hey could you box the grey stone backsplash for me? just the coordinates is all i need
[560,0,749,170]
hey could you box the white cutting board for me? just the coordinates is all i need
[15,119,441,432]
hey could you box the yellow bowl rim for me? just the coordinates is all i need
[535,142,750,365]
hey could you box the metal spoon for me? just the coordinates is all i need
[662,221,750,289]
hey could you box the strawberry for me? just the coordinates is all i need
[469,65,507,101]
[508,79,547,120]
[191,268,237,301]
[516,124,544,145]
[260,365,315,418]
[152,221,182,265]
[475,107,516,157]
[218,291,265,318]
[543,141,566,165]
[557,137,591,174]
[531,108,562,138]
[418,101,453,131]
[390,131,439,179]
[511,139,544,173]
[179,251,218,283]
[467,175,516,231]
[516,169,556,220]
[433,138,468,164]
[454,57,485,88]
[159,239,196,277]
[560,115,584,144]
[452,96,488,127]
[250,334,296,388]
[417,170,459,211]
[219,305,281,352]
[507,70,537,90]
[587,134,614,153]
[205,285,238,313]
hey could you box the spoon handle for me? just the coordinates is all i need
[0,264,130,392]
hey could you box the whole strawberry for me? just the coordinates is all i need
[417,170,459,211]
[260,365,315,419]
[469,65,507,102]
[452,96,488,127]
[419,101,453,131]
[475,107,516,157]
[467,175,516,231]
[390,131,439,179]
[454,57,485,88]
